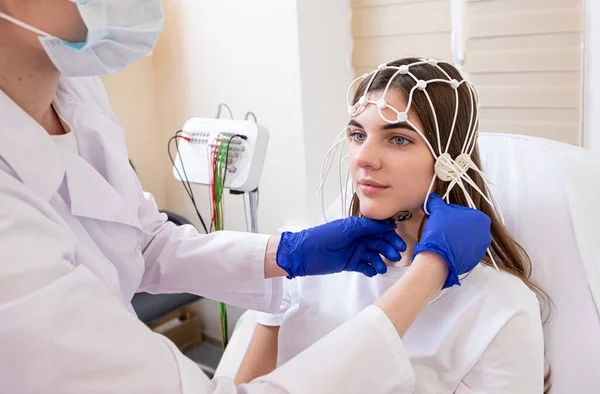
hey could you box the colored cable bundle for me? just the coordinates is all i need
[169,127,247,349]
[208,133,246,349]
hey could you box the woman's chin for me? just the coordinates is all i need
[360,206,397,221]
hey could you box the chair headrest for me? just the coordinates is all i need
[478,133,600,392]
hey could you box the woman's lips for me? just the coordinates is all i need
[358,179,389,196]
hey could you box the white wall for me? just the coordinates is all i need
[103,0,354,235]
[153,1,309,237]
[583,0,600,152]
[100,57,168,208]
[296,0,355,224]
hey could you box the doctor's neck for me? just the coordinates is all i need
[0,22,64,135]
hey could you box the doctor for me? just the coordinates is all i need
[0,1,492,393]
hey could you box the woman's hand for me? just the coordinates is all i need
[414,193,492,288]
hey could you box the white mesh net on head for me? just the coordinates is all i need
[319,58,504,270]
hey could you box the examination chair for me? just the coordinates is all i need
[214,134,600,393]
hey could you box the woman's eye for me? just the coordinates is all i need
[351,132,366,142]
[392,136,409,146]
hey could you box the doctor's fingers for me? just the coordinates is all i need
[361,250,388,275]
[355,261,378,278]
[369,231,407,253]
[364,237,405,262]
[341,216,396,238]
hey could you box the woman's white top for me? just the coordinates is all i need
[258,263,545,393]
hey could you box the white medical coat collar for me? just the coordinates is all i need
[0,87,65,201]
[0,78,142,230]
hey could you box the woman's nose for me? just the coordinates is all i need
[355,140,382,170]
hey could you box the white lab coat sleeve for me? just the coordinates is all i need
[255,279,292,326]
[455,294,545,393]
[136,188,283,314]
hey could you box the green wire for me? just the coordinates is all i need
[220,302,227,350]
[215,137,229,349]
[215,139,226,230]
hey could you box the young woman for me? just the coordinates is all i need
[236,58,550,393]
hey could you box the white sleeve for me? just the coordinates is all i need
[0,179,416,394]
[256,278,293,326]
[455,295,545,393]
[136,188,283,314]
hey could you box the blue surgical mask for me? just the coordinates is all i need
[0,0,164,77]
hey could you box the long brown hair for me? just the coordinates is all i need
[349,58,552,392]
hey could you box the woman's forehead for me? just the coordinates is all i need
[364,90,407,108]
[353,91,422,130]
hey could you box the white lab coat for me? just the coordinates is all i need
[0,77,416,394]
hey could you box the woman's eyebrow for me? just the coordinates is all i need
[381,123,417,133]
[348,119,418,133]
[347,119,363,129]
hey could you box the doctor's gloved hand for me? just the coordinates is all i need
[413,193,492,289]
[276,217,406,279]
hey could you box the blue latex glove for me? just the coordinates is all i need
[413,193,492,289]
[277,217,407,279]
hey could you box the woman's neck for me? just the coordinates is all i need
[395,213,425,265]
[0,24,64,135]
